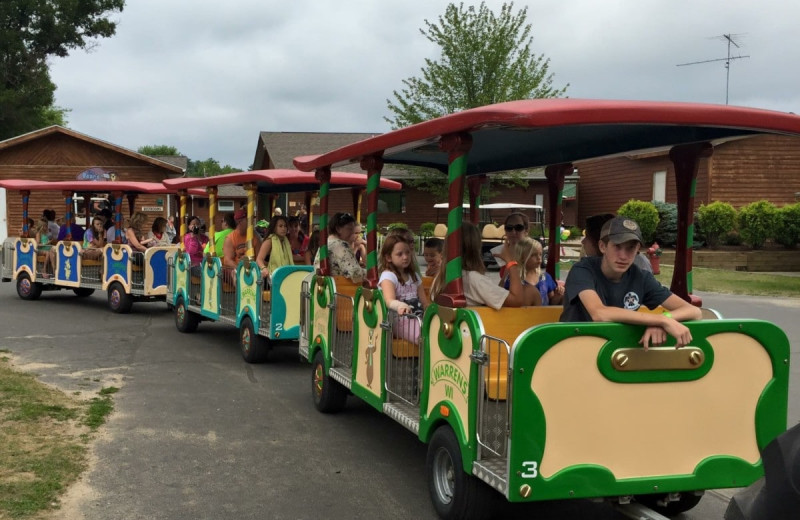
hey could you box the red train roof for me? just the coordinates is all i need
[162,169,401,192]
[0,179,174,194]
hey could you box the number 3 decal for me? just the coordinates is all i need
[521,461,539,479]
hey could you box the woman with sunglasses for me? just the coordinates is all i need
[315,212,366,283]
[491,212,530,278]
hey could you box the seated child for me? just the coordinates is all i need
[423,237,443,277]
[379,235,430,343]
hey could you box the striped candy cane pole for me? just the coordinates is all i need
[315,167,331,276]
[244,183,256,258]
[466,175,486,225]
[360,155,383,288]
[112,192,123,243]
[21,191,30,238]
[670,143,712,304]
[437,133,472,308]
[545,164,570,281]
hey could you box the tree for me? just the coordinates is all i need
[138,145,181,157]
[186,158,241,177]
[0,0,125,140]
[385,1,568,129]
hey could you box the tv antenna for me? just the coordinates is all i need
[677,33,750,104]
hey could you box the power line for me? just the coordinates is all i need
[677,33,750,104]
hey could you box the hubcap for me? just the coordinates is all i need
[111,290,120,307]
[242,328,251,353]
[314,364,324,398]
[20,279,30,295]
[177,304,185,324]
[433,448,455,505]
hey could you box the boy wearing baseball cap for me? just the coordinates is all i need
[560,216,701,349]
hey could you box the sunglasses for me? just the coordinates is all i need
[504,224,526,232]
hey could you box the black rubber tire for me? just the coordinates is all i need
[636,492,703,517]
[174,296,200,333]
[240,316,269,363]
[427,425,495,520]
[311,350,347,413]
[73,288,95,297]
[16,273,42,301]
[107,281,133,314]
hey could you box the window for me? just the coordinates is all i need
[218,200,234,212]
[378,191,405,213]
[652,171,666,202]
[535,194,544,207]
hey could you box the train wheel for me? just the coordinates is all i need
[107,282,133,314]
[427,425,494,520]
[635,492,703,517]
[16,273,42,301]
[240,316,269,363]
[311,351,347,413]
[174,296,199,333]
[73,288,95,297]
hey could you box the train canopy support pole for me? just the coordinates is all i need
[436,132,472,308]
[315,167,332,276]
[360,155,383,289]
[21,190,30,238]
[669,143,712,305]
[63,190,74,241]
[111,191,123,244]
[206,186,218,258]
[244,183,256,258]
[178,190,188,250]
[467,175,487,225]
[544,163,571,281]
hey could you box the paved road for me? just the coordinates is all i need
[0,281,797,520]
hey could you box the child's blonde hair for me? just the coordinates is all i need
[513,237,543,281]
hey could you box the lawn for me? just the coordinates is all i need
[655,264,800,298]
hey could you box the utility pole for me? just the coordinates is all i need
[677,34,750,105]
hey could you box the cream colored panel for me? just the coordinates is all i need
[280,271,309,329]
[312,293,330,350]
[427,315,473,439]
[532,333,772,479]
[354,299,382,396]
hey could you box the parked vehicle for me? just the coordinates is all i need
[293,99,798,519]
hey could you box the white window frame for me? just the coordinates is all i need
[652,171,667,202]
[218,200,235,212]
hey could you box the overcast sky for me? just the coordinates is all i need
[49,0,799,170]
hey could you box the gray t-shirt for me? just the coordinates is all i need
[560,256,671,322]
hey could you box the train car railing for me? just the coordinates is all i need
[299,279,311,350]
[131,252,146,292]
[476,334,511,459]
[332,292,355,369]
[166,255,175,305]
[2,238,15,280]
[219,266,237,317]
[383,310,423,406]
[79,252,103,288]
[189,265,203,307]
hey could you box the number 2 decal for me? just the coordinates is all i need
[274,322,283,332]
[521,461,539,478]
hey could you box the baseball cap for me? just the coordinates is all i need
[600,217,644,245]
[234,209,247,221]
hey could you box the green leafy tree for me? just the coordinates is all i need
[0,0,125,140]
[186,158,241,177]
[138,145,180,157]
[384,2,567,198]
[385,1,568,128]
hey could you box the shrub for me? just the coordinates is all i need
[419,222,435,238]
[697,201,737,248]
[724,230,743,246]
[737,200,778,249]
[386,222,410,233]
[567,226,582,240]
[652,201,678,247]
[617,200,659,244]
[775,203,800,248]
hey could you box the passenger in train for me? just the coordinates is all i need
[387,226,422,276]
[125,212,156,254]
[491,212,530,277]
[32,217,54,277]
[560,217,701,349]
[223,209,260,271]
[82,216,107,261]
[314,212,365,283]
[56,219,85,242]
[351,222,367,267]
[431,222,539,309]
[379,234,430,343]
[43,209,59,242]
[582,213,652,273]
[147,217,172,247]
[255,215,294,281]
[183,215,209,265]
[204,213,234,257]
[500,237,562,305]
[287,216,307,264]
[423,237,443,277]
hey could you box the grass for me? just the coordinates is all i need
[654,264,800,297]
[0,356,118,518]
